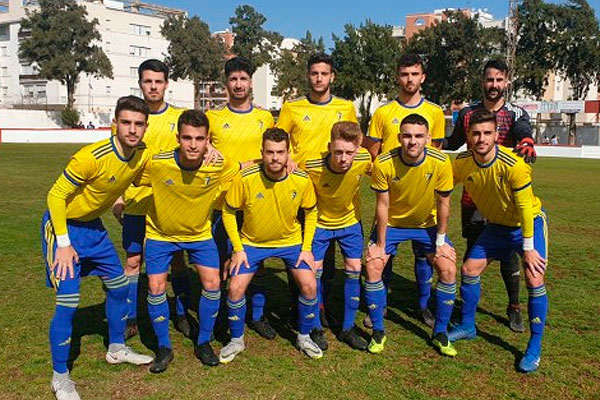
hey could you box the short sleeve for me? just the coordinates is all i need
[370,160,389,192]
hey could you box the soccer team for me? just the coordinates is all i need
[41,53,548,400]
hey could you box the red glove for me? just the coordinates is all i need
[514,137,536,163]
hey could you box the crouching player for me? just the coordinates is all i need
[303,121,372,351]
[449,109,548,373]
[220,128,322,362]
[42,96,154,400]
[365,114,458,356]
[135,110,239,372]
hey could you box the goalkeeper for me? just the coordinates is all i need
[445,59,536,333]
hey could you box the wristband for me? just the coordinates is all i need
[56,234,71,248]
[523,237,534,251]
[435,233,446,247]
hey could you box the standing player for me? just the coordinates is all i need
[449,109,548,373]
[137,110,239,372]
[277,52,358,332]
[207,57,275,340]
[365,114,458,357]
[42,96,154,400]
[363,53,447,328]
[445,59,536,332]
[112,59,192,339]
[219,128,322,362]
[303,121,371,351]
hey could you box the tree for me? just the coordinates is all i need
[162,15,225,110]
[553,0,600,100]
[403,11,505,106]
[270,31,325,101]
[332,20,402,131]
[229,5,283,68]
[514,0,559,101]
[19,0,112,109]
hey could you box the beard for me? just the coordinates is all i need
[484,87,504,102]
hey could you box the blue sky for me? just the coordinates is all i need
[154,0,600,49]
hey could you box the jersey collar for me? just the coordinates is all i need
[307,94,333,106]
[227,103,254,114]
[473,145,498,168]
[174,148,202,171]
[110,136,136,162]
[151,103,169,115]
[260,164,288,182]
[396,97,424,109]
[325,153,351,174]
[398,146,427,167]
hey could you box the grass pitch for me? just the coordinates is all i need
[0,143,599,399]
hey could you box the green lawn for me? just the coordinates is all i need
[0,143,599,399]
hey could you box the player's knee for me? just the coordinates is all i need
[437,261,456,283]
[201,274,221,291]
[524,270,544,287]
[228,279,247,301]
[297,278,317,298]
[345,259,362,273]
[365,260,384,281]
[461,261,481,277]
[148,276,167,295]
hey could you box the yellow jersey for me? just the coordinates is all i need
[276,96,358,164]
[303,148,372,229]
[207,104,275,164]
[224,165,317,249]
[370,146,453,228]
[452,145,542,237]
[134,150,239,242]
[368,98,446,153]
[47,136,151,236]
[124,103,186,216]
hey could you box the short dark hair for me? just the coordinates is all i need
[469,108,497,128]
[225,56,254,78]
[138,59,169,81]
[400,113,429,131]
[483,59,509,77]
[177,109,210,133]
[262,128,290,147]
[397,53,424,71]
[307,52,333,71]
[115,96,150,120]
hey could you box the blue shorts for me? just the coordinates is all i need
[145,238,219,275]
[41,210,123,294]
[369,225,453,256]
[467,212,548,263]
[313,222,363,262]
[234,244,312,276]
[122,214,145,254]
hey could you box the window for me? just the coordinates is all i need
[0,24,9,41]
[130,87,142,97]
[130,67,138,78]
[129,45,149,57]
[1,66,8,77]
[0,46,7,56]
[414,18,426,26]
[130,24,151,36]
[36,84,46,98]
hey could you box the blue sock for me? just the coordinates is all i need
[126,273,139,323]
[364,280,386,332]
[49,294,79,373]
[147,291,171,348]
[526,285,548,357]
[434,281,456,335]
[198,289,220,345]
[249,274,267,322]
[459,275,480,329]
[227,297,247,339]
[414,256,433,310]
[298,295,318,335]
[171,270,190,317]
[313,269,323,330]
[343,270,361,331]
[104,275,129,344]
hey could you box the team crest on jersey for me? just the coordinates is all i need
[291,190,297,200]
[392,118,399,124]
[258,120,264,130]
[425,173,433,181]
[256,192,264,199]
[467,176,474,182]
[497,175,504,184]
[303,115,311,122]
[336,112,343,121]
[392,176,400,182]
[223,123,231,129]
[170,123,176,132]
[204,177,211,185]
[164,179,174,186]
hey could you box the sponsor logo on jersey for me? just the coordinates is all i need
[223,123,231,129]
[467,176,474,182]
[256,192,264,199]
[392,118,399,124]
[291,190,297,200]
[322,182,331,188]
[303,115,311,122]
[164,179,174,186]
